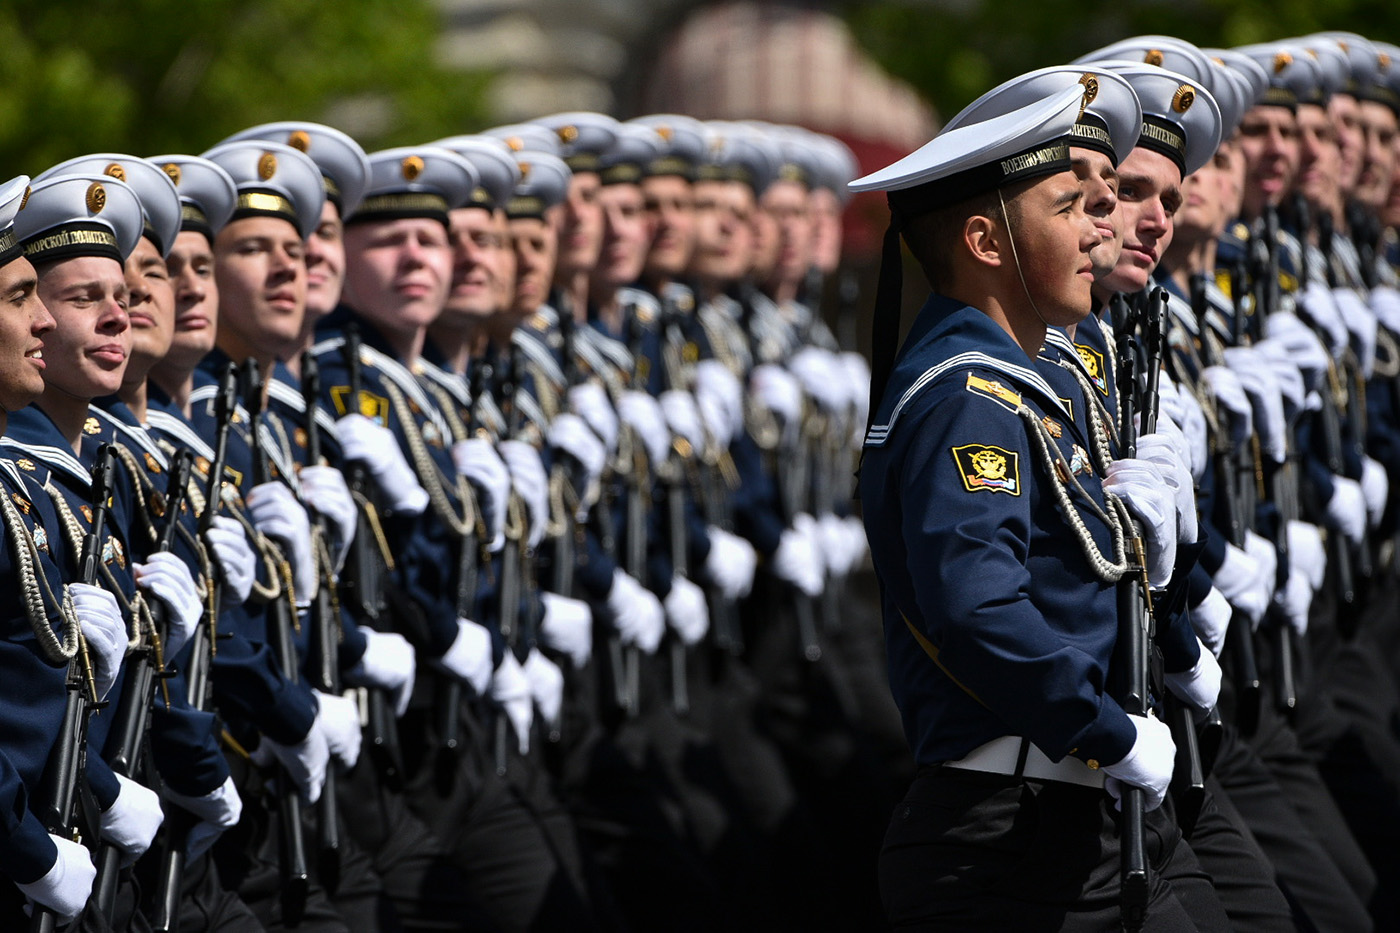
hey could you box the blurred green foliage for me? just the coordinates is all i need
[0,0,492,175]
[844,0,1398,123]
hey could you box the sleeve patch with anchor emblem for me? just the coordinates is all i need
[951,444,1021,496]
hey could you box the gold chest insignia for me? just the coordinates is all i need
[83,417,102,436]
[1041,416,1063,438]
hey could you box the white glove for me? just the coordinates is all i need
[663,576,710,646]
[1360,456,1389,528]
[617,390,672,467]
[347,626,416,717]
[1101,713,1176,812]
[1134,430,1198,544]
[163,774,242,860]
[841,514,869,573]
[521,648,564,727]
[1224,347,1286,463]
[1191,587,1232,658]
[1263,311,1331,388]
[100,774,164,864]
[789,348,847,413]
[16,835,95,922]
[1327,476,1367,545]
[254,723,330,804]
[1286,520,1327,591]
[1333,287,1378,377]
[1164,641,1223,715]
[1102,460,1176,588]
[606,569,666,654]
[498,440,549,550]
[1281,570,1312,636]
[704,526,758,600]
[569,382,619,453]
[815,512,851,577]
[1370,285,1400,334]
[205,514,256,603]
[333,414,429,515]
[1252,342,1307,417]
[695,359,744,443]
[452,438,509,551]
[313,689,362,770]
[439,618,494,694]
[69,582,125,701]
[750,364,803,429]
[772,513,825,597]
[246,482,317,607]
[299,465,358,566]
[1158,381,1208,482]
[539,591,593,668]
[133,551,202,659]
[660,389,706,452]
[490,652,534,755]
[1215,542,1268,626]
[1201,365,1253,443]
[1298,280,1348,357]
[1243,530,1279,632]
[547,413,606,489]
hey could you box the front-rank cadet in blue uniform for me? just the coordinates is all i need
[853,80,1234,928]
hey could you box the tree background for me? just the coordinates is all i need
[0,0,492,175]
[843,0,1400,124]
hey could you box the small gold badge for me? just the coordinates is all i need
[16,458,34,472]
[1274,51,1292,73]
[951,444,1021,496]
[1144,49,1164,67]
[1380,52,1392,69]
[1172,85,1196,113]
[258,152,278,181]
[83,417,101,436]
[195,455,211,477]
[86,182,106,214]
[104,163,127,182]
[1079,73,1099,105]
[150,490,166,518]
[656,125,674,142]
[288,130,311,152]
[162,162,181,186]
[294,427,308,449]
[505,136,525,152]
[10,493,30,514]
[518,161,532,180]
[401,155,424,181]
[144,452,161,473]
[80,505,93,524]
[557,125,579,144]
[1042,416,1063,439]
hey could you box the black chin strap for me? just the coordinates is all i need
[867,210,904,438]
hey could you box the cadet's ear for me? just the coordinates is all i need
[963,213,1003,269]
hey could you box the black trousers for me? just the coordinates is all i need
[879,765,1231,932]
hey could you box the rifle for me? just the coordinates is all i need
[659,300,693,715]
[30,446,114,933]
[93,448,194,921]
[1109,294,1151,932]
[242,359,310,923]
[336,329,406,789]
[495,345,524,771]
[299,352,343,892]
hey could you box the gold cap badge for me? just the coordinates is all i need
[1172,85,1196,113]
[288,130,311,152]
[1144,49,1164,67]
[1274,51,1292,73]
[401,155,424,181]
[505,136,524,152]
[103,163,127,182]
[162,162,181,186]
[258,152,278,181]
[557,125,579,144]
[86,183,106,214]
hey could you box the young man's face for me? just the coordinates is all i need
[1328,93,1365,194]
[444,207,511,324]
[1002,170,1099,327]
[214,216,307,360]
[641,174,696,280]
[1097,147,1181,294]
[509,213,557,317]
[1071,147,1121,279]
[595,183,653,289]
[808,187,844,275]
[341,217,452,343]
[304,200,346,321]
[689,180,754,284]
[1296,104,1342,216]
[1237,106,1300,220]
[1356,100,1399,211]
[36,255,131,401]
[123,235,176,376]
[0,256,55,412]
[556,172,603,279]
[164,230,219,371]
[760,178,813,288]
